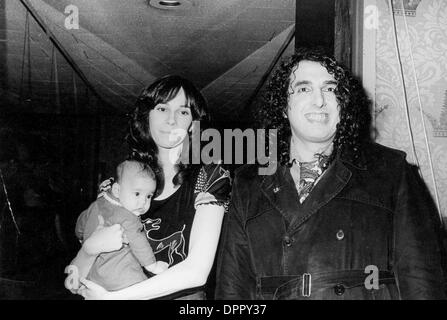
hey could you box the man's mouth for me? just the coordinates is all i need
[305,113,329,123]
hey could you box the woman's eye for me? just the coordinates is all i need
[147,195,152,199]
[180,109,190,116]
[156,106,166,112]
[135,192,140,196]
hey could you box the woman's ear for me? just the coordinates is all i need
[111,183,120,198]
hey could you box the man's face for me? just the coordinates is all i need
[286,60,340,145]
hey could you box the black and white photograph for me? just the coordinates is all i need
[1,0,447,306]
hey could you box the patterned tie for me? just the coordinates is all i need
[296,155,329,203]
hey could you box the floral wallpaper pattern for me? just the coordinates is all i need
[375,0,447,222]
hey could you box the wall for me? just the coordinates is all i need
[373,0,447,222]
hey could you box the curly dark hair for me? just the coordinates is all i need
[255,47,372,167]
[126,75,209,193]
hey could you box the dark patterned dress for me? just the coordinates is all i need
[140,164,231,299]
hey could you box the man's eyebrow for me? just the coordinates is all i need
[324,80,338,85]
[292,80,311,87]
[292,80,337,87]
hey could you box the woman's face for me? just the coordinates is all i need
[149,88,193,149]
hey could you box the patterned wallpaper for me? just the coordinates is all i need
[374,0,447,222]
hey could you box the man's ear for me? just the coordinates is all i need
[111,183,120,198]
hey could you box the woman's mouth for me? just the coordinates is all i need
[167,128,187,142]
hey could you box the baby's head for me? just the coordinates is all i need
[111,160,156,216]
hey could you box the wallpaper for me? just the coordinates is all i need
[374,0,447,222]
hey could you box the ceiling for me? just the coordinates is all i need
[0,0,296,122]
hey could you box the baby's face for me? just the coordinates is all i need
[118,174,156,216]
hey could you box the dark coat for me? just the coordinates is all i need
[215,143,446,299]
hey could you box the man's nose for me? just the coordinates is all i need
[313,89,326,108]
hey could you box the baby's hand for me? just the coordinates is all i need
[145,261,169,274]
[154,261,169,273]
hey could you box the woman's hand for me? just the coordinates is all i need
[82,215,127,255]
[78,278,111,300]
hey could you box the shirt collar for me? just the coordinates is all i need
[103,190,122,207]
[288,139,333,166]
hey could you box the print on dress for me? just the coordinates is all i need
[142,217,186,266]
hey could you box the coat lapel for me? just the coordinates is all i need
[258,165,298,223]
[257,158,353,232]
[287,159,352,234]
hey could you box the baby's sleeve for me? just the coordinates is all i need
[75,207,93,242]
[119,212,156,267]
[194,164,232,212]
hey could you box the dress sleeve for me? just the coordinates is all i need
[193,164,231,212]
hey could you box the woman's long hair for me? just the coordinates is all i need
[255,47,372,166]
[127,75,209,193]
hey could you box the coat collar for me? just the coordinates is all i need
[338,146,368,171]
[288,157,352,232]
[257,157,352,234]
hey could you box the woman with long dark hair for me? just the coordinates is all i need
[68,75,231,300]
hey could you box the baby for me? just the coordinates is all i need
[74,160,167,291]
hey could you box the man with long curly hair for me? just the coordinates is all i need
[215,47,446,299]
